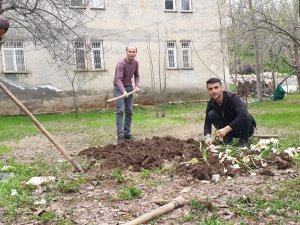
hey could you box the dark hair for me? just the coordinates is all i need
[206,78,222,86]
[0,16,9,32]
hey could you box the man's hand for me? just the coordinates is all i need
[205,137,212,146]
[123,91,129,98]
[217,126,232,138]
[135,86,140,93]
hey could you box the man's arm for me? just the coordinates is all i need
[134,61,140,92]
[203,103,213,145]
[228,94,249,131]
[115,62,126,95]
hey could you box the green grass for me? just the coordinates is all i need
[0,103,204,142]
[0,94,300,223]
[0,160,37,218]
[227,178,300,223]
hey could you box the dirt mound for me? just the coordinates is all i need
[79,136,293,180]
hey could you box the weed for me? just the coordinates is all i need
[140,169,151,179]
[119,185,142,200]
[56,177,85,193]
[38,210,56,222]
[111,167,124,183]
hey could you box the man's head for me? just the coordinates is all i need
[206,78,223,102]
[126,45,137,62]
[0,15,9,38]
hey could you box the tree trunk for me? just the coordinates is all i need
[249,0,263,101]
[294,0,300,89]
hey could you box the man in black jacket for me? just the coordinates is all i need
[203,78,256,148]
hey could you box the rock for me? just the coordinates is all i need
[26,176,55,186]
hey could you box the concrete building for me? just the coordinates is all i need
[0,0,229,115]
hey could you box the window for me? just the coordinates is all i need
[166,41,177,68]
[181,0,192,11]
[2,40,26,72]
[70,0,85,7]
[74,40,86,70]
[165,0,176,10]
[90,0,104,8]
[91,40,104,69]
[181,41,192,68]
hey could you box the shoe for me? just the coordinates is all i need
[117,136,125,144]
[238,138,249,148]
[124,134,135,140]
[223,135,233,145]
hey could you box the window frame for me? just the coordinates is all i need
[164,0,176,11]
[74,39,87,71]
[2,40,27,73]
[91,39,104,70]
[180,0,192,12]
[90,0,105,9]
[180,41,192,69]
[70,0,86,8]
[166,41,178,69]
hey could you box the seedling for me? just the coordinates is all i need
[119,185,142,200]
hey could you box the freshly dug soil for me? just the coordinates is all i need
[79,136,293,180]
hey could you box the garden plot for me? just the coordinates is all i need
[79,136,298,181]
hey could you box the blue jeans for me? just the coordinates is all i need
[208,109,254,139]
[114,85,134,138]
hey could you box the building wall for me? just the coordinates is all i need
[0,0,229,115]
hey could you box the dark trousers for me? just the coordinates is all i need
[208,110,254,139]
[114,85,134,138]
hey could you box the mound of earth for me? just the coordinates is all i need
[79,136,293,180]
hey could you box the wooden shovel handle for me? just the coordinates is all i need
[0,81,83,172]
[106,90,137,103]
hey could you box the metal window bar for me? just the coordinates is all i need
[181,42,191,68]
[91,40,104,69]
[166,41,177,68]
[2,41,26,72]
[70,0,85,7]
[74,40,86,70]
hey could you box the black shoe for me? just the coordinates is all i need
[117,136,125,144]
[124,134,135,140]
[223,135,233,145]
[238,138,249,148]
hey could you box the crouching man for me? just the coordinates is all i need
[203,78,256,148]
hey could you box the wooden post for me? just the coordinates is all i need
[123,196,188,225]
[0,81,83,172]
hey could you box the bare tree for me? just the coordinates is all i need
[2,0,92,60]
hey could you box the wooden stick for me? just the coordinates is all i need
[0,81,84,172]
[106,90,137,103]
[123,196,188,225]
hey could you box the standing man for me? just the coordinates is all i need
[204,78,256,148]
[113,45,140,144]
[0,15,9,48]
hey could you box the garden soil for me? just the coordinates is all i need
[2,133,299,225]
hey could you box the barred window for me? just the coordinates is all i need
[70,0,85,7]
[181,41,192,68]
[166,41,177,68]
[2,40,26,72]
[74,40,86,70]
[181,0,192,11]
[91,40,104,69]
[90,0,105,8]
[165,0,176,10]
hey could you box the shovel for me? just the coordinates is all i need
[106,90,137,103]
